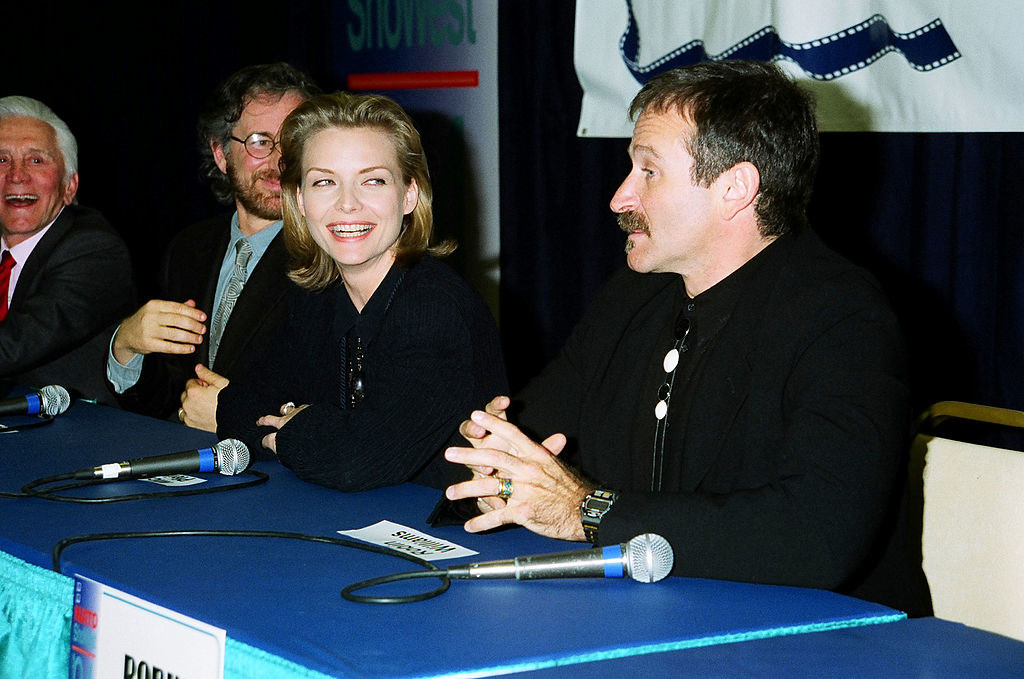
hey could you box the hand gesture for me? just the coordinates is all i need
[257,402,309,454]
[113,299,207,365]
[179,364,228,432]
[445,409,593,541]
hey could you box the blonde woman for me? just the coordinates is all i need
[204,92,506,491]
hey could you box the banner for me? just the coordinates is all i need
[327,1,500,307]
[575,0,1024,135]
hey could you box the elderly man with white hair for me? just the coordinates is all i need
[0,95,134,403]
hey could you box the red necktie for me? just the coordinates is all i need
[0,250,15,322]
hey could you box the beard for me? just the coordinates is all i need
[228,164,282,221]
[618,210,649,253]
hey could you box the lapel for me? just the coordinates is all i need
[680,233,797,491]
[211,231,289,375]
[172,220,230,368]
[11,206,75,307]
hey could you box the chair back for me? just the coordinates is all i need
[910,401,1024,641]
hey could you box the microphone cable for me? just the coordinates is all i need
[0,414,55,433]
[1,469,269,503]
[52,529,450,604]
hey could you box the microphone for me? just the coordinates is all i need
[72,439,250,480]
[445,533,674,583]
[0,385,71,418]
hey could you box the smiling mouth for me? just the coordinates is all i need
[4,194,39,207]
[329,224,373,237]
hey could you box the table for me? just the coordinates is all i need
[500,617,1024,677]
[1,397,1020,677]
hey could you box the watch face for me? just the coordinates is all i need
[587,498,612,513]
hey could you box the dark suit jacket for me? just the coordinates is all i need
[1,205,135,405]
[515,228,930,615]
[115,214,289,419]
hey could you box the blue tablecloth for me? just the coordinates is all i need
[0,397,992,678]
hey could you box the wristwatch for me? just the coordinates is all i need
[580,489,619,543]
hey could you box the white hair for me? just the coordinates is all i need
[0,95,78,182]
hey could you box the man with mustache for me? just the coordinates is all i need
[445,60,929,615]
[107,63,319,426]
[0,96,134,403]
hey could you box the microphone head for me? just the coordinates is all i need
[39,385,71,416]
[214,439,250,475]
[624,533,674,583]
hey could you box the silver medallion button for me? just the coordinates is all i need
[663,348,679,373]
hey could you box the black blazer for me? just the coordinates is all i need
[515,228,929,615]
[1,205,135,405]
[115,214,289,419]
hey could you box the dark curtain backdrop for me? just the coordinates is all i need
[498,3,1024,429]
[8,2,338,300]
[7,3,1022,426]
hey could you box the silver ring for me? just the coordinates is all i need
[496,477,514,500]
[177,407,186,423]
[280,401,297,415]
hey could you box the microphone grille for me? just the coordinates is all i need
[624,533,674,583]
[215,439,250,475]
[39,385,71,416]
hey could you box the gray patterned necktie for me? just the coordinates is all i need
[209,239,253,367]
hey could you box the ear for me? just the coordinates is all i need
[717,161,759,222]
[402,178,419,216]
[295,184,305,217]
[211,139,229,174]
[62,172,80,205]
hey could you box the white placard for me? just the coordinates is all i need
[338,520,478,561]
[142,474,208,487]
[69,574,225,679]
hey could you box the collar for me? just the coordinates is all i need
[333,259,411,344]
[228,213,282,262]
[2,206,63,264]
[683,232,793,349]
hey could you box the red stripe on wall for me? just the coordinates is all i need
[347,70,479,90]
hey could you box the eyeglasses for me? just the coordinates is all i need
[229,132,280,159]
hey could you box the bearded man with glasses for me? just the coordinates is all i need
[106,63,320,428]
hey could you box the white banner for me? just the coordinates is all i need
[575,0,1024,134]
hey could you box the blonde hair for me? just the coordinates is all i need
[279,91,454,290]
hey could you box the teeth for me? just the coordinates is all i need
[5,194,38,202]
[329,224,372,236]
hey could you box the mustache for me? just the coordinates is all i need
[251,167,281,183]
[618,210,649,235]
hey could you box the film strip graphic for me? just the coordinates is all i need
[620,3,961,83]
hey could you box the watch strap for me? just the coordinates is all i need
[580,488,619,543]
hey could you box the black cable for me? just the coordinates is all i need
[52,529,451,604]
[0,414,54,433]
[341,568,450,604]
[18,470,269,503]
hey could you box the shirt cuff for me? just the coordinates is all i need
[106,326,144,394]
